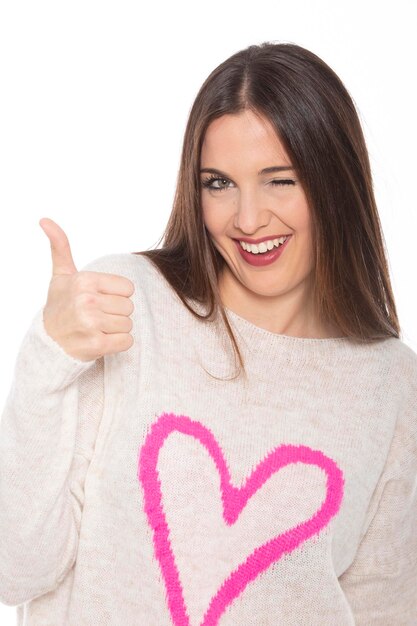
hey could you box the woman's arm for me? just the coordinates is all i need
[0,256,113,606]
[338,383,417,625]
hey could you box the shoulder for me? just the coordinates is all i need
[381,338,417,415]
[387,336,417,380]
[79,252,160,286]
[386,338,417,468]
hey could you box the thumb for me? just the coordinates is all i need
[39,217,78,276]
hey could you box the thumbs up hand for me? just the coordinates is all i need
[39,218,135,362]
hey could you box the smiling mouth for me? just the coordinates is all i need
[235,235,291,253]
[233,234,291,245]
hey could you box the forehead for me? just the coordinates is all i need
[200,110,291,167]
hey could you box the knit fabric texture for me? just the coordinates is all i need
[0,252,416,625]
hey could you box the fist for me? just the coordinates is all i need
[39,217,135,362]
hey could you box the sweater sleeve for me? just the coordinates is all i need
[0,257,112,606]
[338,381,417,625]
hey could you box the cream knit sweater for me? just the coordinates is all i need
[0,252,416,625]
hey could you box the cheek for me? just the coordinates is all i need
[287,198,312,238]
[202,203,225,237]
[296,228,315,270]
[202,213,214,238]
[297,220,314,256]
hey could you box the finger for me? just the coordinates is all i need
[39,217,78,276]
[100,332,134,356]
[96,293,135,316]
[98,312,134,334]
[90,272,135,297]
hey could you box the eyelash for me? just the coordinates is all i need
[200,175,296,191]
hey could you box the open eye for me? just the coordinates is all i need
[201,175,297,192]
[201,176,231,191]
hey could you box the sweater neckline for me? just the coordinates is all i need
[220,305,381,363]
[223,305,354,345]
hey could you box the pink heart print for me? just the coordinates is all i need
[138,412,344,626]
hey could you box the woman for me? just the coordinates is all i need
[1,41,416,625]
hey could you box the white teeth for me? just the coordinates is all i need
[239,236,288,254]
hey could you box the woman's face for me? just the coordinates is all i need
[200,109,315,310]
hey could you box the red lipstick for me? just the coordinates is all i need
[234,235,292,267]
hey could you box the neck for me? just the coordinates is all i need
[218,265,345,339]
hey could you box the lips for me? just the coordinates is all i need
[233,235,291,267]
[234,234,291,245]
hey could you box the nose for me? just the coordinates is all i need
[233,186,269,233]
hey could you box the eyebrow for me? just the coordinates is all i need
[199,165,295,176]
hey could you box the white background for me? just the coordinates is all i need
[0,0,416,622]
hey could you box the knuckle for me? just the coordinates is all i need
[126,279,135,295]
[121,334,133,351]
[76,291,97,308]
[74,271,97,293]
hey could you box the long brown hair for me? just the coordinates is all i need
[133,41,401,379]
